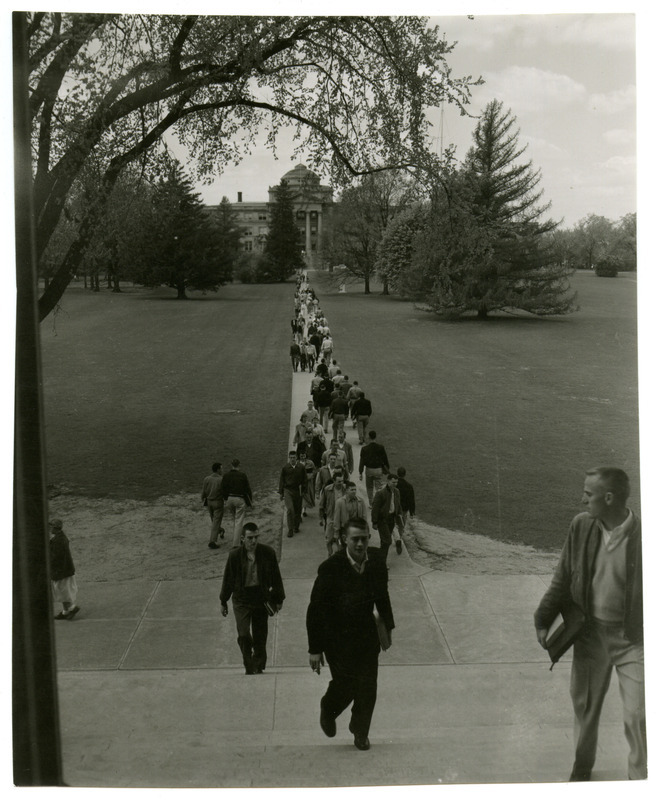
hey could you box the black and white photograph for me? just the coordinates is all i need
[9,1,652,792]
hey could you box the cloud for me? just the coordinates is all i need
[603,128,635,145]
[473,66,587,114]
[599,154,636,175]
[522,14,635,51]
[588,85,636,114]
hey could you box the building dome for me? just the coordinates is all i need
[281,163,320,186]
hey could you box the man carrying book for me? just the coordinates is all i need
[534,467,645,781]
[221,522,285,674]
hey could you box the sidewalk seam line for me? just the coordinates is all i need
[116,580,161,670]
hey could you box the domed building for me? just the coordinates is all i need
[210,164,334,268]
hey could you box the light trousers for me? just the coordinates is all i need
[224,496,246,547]
[570,619,646,780]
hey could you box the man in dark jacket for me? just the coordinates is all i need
[371,473,405,560]
[328,393,350,440]
[307,517,394,750]
[358,431,389,506]
[221,458,254,547]
[279,450,307,538]
[534,467,645,781]
[351,392,372,445]
[396,466,416,524]
[221,523,285,674]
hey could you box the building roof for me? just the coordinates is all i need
[281,163,321,186]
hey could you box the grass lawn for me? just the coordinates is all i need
[314,270,639,551]
[40,282,294,499]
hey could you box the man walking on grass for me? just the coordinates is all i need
[307,517,395,751]
[222,458,253,548]
[201,462,224,550]
[221,523,285,675]
[534,467,645,781]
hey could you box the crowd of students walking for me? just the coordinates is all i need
[282,273,416,561]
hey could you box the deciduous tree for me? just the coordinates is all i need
[23,12,479,320]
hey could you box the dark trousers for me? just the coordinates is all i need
[377,514,395,561]
[232,593,269,673]
[283,488,302,534]
[322,650,379,738]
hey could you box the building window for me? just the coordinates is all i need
[243,241,253,251]
[258,214,267,220]
[243,229,252,236]
[296,210,305,220]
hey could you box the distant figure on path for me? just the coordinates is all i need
[298,452,316,517]
[222,458,253,547]
[352,392,372,445]
[290,340,301,371]
[201,462,224,549]
[358,431,389,506]
[334,481,367,544]
[371,472,405,561]
[307,517,395,751]
[49,519,80,620]
[319,469,347,556]
[221,522,285,674]
[279,450,308,538]
[328,392,349,440]
[396,466,416,525]
[534,467,645,781]
[337,430,354,476]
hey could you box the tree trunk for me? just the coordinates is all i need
[382,278,389,295]
[83,273,87,289]
[93,274,100,292]
[177,283,187,299]
[112,275,121,292]
[477,305,488,319]
[106,273,112,289]
[364,274,370,294]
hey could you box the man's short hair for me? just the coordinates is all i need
[397,466,407,478]
[345,516,368,534]
[212,462,221,472]
[289,450,297,457]
[333,469,344,478]
[330,439,338,446]
[344,375,349,380]
[587,467,630,504]
[231,458,240,468]
[345,481,356,488]
[387,472,398,481]
[242,522,259,534]
[328,452,337,459]
[368,431,376,440]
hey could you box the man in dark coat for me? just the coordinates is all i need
[279,450,307,538]
[371,472,405,560]
[306,517,395,751]
[221,523,285,674]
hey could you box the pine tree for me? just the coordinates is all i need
[457,99,577,318]
[261,179,304,282]
[416,100,577,319]
[132,162,230,298]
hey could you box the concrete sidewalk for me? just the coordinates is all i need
[54,343,632,787]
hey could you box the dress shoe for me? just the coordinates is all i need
[208,542,219,549]
[354,735,370,751]
[395,540,403,555]
[54,611,67,620]
[219,527,225,539]
[569,769,591,782]
[287,531,294,537]
[66,606,80,620]
[319,706,336,738]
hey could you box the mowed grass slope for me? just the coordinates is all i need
[40,283,294,498]
[315,271,639,550]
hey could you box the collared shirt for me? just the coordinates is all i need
[600,509,634,552]
[201,473,223,501]
[346,547,369,575]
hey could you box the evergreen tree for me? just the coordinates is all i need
[261,179,304,281]
[132,162,230,298]
[212,196,242,282]
[418,100,577,319]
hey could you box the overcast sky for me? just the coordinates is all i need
[195,11,636,228]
